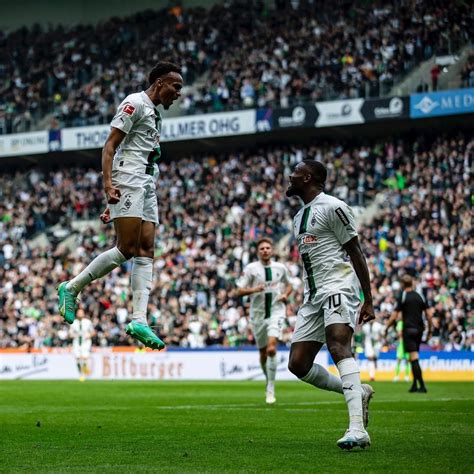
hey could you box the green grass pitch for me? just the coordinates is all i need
[1,381,472,473]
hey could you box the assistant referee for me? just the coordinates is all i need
[385,275,433,393]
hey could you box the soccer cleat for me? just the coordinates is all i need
[57,281,78,324]
[265,384,276,405]
[404,375,410,382]
[125,321,165,350]
[337,428,371,450]
[393,376,399,382]
[409,385,418,393]
[361,384,375,428]
[417,386,427,393]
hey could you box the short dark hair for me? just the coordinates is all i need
[401,275,413,288]
[149,61,182,85]
[302,160,327,185]
[256,237,273,249]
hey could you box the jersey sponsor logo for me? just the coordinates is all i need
[335,207,350,225]
[123,104,136,116]
[303,235,318,244]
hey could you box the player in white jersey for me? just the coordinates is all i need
[286,160,375,450]
[362,319,384,381]
[57,61,183,350]
[70,308,94,381]
[235,238,293,404]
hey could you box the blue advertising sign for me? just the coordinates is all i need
[256,108,273,132]
[410,88,474,119]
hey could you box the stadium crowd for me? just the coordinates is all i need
[0,133,472,351]
[460,52,474,89]
[1,0,470,133]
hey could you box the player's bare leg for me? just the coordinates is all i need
[289,340,343,392]
[265,337,278,404]
[57,217,140,323]
[326,323,371,450]
[259,347,267,380]
[124,219,165,350]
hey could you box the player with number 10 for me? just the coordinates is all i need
[286,160,375,450]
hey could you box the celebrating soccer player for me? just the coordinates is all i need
[286,160,375,450]
[235,238,293,404]
[57,61,183,350]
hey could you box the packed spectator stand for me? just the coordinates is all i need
[1,0,471,134]
[0,133,471,351]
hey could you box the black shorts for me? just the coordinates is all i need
[403,328,423,353]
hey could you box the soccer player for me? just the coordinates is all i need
[393,320,410,382]
[285,160,375,450]
[57,61,183,350]
[362,318,384,381]
[235,238,293,404]
[385,275,433,393]
[70,308,94,382]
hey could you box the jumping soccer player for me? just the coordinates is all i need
[235,238,293,404]
[286,160,375,450]
[58,61,183,350]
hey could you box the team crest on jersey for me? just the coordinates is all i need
[303,235,318,244]
[310,212,317,227]
[123,104,135,116]
[122,194,133,210]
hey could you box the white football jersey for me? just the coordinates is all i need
[70,318,94,345]
[236,260,291,319]
[363,320,384,345]
[110,91,162,177]
[293,192,360,303]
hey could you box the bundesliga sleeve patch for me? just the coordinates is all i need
[122,104,136,116]
[335,207,350,225]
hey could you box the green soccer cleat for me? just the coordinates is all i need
[57,281,78,324]
[125,321,166,350]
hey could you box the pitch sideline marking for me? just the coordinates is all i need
[154,398,473,410]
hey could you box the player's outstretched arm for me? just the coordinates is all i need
[234,284,265,298]
[343,236,375,324]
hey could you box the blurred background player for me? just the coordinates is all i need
[385,275,433,393]
[286,160,375,450]
[393,320,410,382]
[57,61,183,350]
[362,318,384,381]
[235,238,293,404]
[70,308,94,382]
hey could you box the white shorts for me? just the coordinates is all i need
[292,291,360,344]
[250,309,285,349]
[73,340,92,359]
[109,170,158,223]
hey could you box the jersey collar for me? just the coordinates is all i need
[141,91,161,114]
[302,191,325,209]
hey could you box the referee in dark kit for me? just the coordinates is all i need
[385,275,433,393]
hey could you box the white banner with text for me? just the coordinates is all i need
[60,110,256,151]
